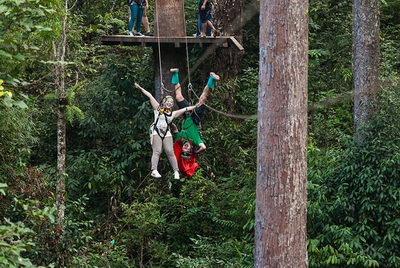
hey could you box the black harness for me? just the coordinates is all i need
[153,111,172,140]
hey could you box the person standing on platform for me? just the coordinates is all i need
[141,0,154,36]
[127,0,145,36]
[197,0,218,37]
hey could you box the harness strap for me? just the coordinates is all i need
[153,112,172,140]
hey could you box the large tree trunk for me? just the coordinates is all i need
[255,0,309,267]
[153,0,188,100]
[353,0,380,144]
[154,46,187,101]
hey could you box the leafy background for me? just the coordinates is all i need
[1,0,399,267]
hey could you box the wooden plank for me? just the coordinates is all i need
[229,37,244,51]
[100,36,244,51]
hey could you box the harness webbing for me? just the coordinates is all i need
[153,112,173,140]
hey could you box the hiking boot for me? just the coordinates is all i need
[151,170,162,178]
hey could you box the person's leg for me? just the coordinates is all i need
[163,136,179,173]
[151,135,162,173]
[136,6,144,34]
[128,6,132,35]
[171,68,184,102]
[199,72,220,104]
[206,11,212,36]
[129,5,138,33]
[199,5,208,37]
[207,20,217,36]
[197,16,202,36]
[198,86,210,105]
[141,7,150,33]
[190,72,219,124]
[201,22,207,37]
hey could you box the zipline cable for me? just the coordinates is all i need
[187,85,254,119]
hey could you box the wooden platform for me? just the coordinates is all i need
[100,35,244,51]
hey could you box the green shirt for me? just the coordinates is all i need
[173,117,204,146]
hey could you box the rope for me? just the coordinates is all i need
[181,0,191,87]
[187,85,254,120]
[155,1,164,96]
[179,0,195,104]
[155,0,251,121]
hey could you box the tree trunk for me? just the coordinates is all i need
[213,0,244,78]
[154,46,187,101]
[153,0,185,37]
[353,0,380,144]
[153,0,187,100]
[55,0,68,265]
[255,0,308,267]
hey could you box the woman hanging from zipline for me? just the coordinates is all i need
[134,81,199,180]
[169,68,220,178]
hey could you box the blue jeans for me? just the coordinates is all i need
[129,4,144,32]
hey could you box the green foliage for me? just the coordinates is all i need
[56,196,129,267]
[0,219,36,268]
[0,79,28,108]
[308,0,354,147]
[308,85,400,267]
[70,242,130,267]
[0,0,56,82]
[119,199,169,266]
[173,235,253,267]
[63,50,154,200]
[0,185,56,268]
[1,0,400,266]
[0,104,37,182]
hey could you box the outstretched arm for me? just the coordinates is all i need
[172,103,199,119]
[134,82,159,110]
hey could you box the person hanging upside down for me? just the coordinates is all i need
[134,82,199,180]
[169,68,220,178]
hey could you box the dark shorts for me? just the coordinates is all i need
[177,99,205,125]
[198,3,211,23]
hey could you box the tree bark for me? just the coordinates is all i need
[55,0,68,265]
[152,0,187,100]
[353,0,380,144]
[213,0,244,78]
[153,46,187,101]
[153,0,185,37]
[255,0,308,267]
